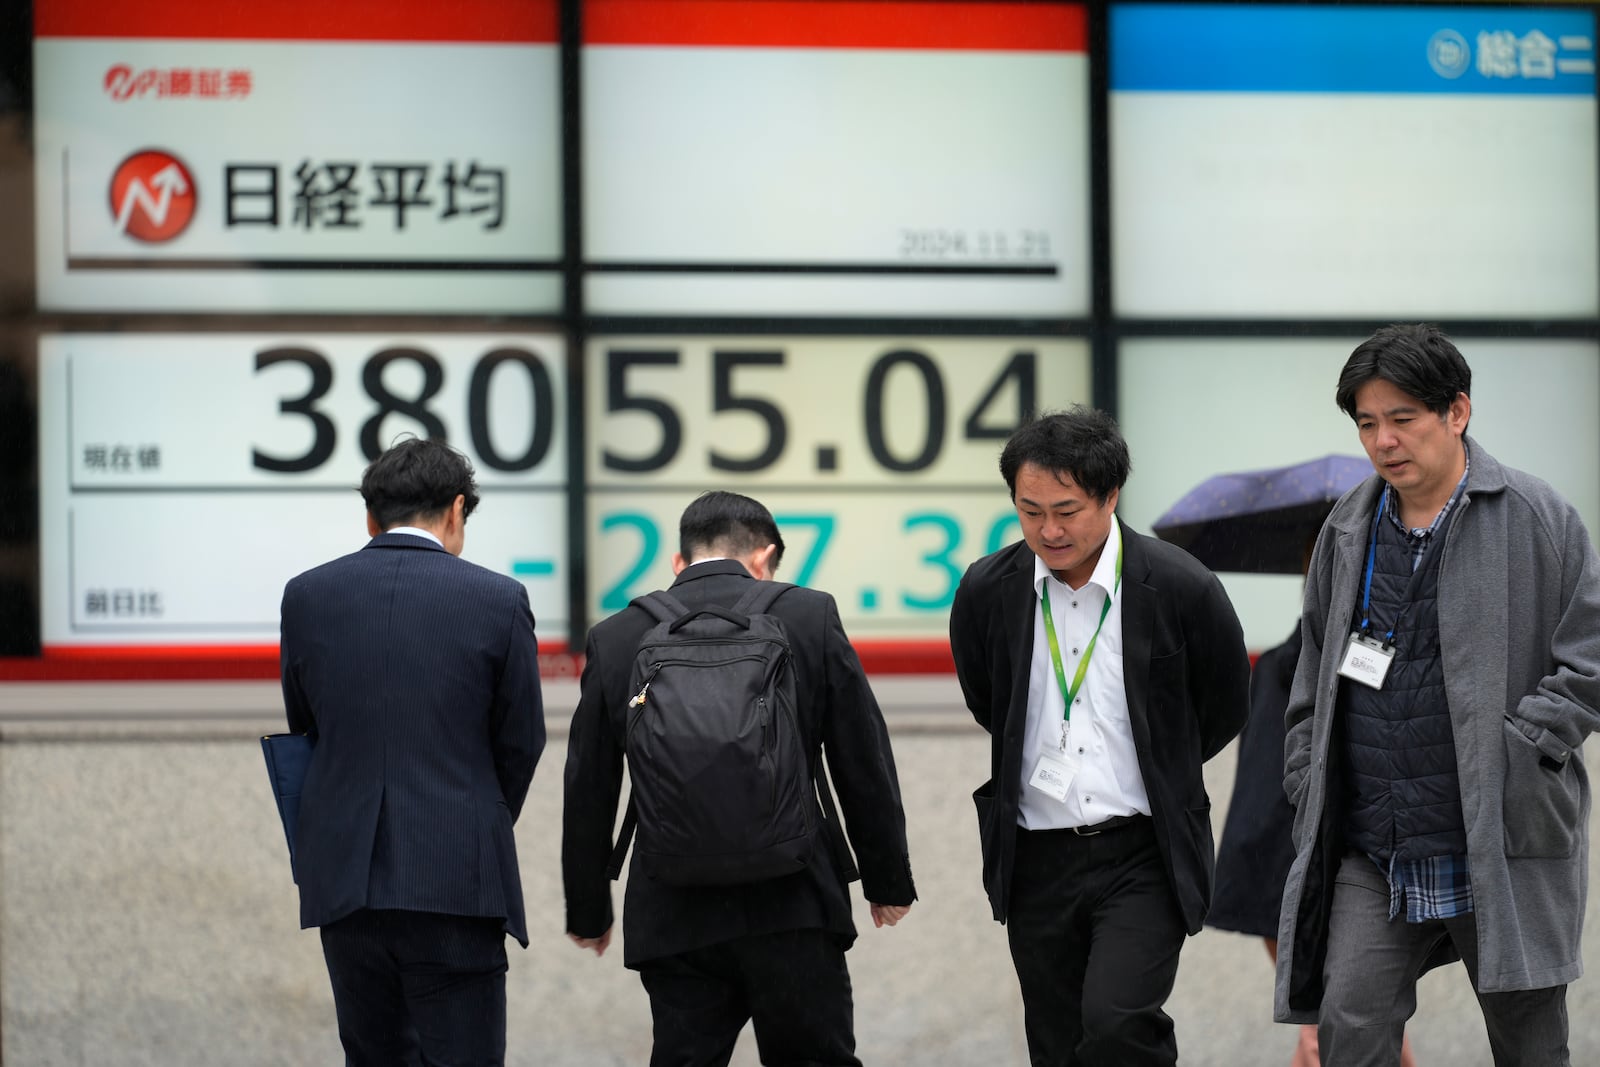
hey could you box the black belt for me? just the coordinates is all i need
[1025,814,1150,838]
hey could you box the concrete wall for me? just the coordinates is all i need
[2,679,1598,1065]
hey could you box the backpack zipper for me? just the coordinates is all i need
[758,695,779,811]
[628,653,772,709]
[629,663,663,708]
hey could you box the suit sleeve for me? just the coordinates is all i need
[950,569,993,734]
[490,585,545,822]
[279,583,316,737]
[1192,572,1251,762]
[561,630,626,938]
[819,596,917,907]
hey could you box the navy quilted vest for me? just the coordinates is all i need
[1337,506,1467,863]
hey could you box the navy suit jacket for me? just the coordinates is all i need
[562,560,916,967]
[949,520,1250,934]
[280,532,545,945]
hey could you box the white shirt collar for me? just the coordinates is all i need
[1032,518,1121,598]
[384,525,443,547]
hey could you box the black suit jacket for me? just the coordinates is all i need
[948,520,1249,933]
[1207,628,1301,938]
[280,532,546,945]
[562,560,916,967]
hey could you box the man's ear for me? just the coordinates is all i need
[746,543,779,581]
[366,511,381,537]
[671,552,689,576]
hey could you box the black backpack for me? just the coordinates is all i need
[606,581,856,887]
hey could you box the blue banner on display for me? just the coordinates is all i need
[1111,4,1596,95]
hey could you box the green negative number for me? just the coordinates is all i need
[599,512,662,612]
[772,514,834,588]
[987,513,1022,554]
[902,512,963,611]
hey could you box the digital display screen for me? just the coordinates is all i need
[1111,4,1599,318]
[33,0,563,314]
[1118,336,1600,651]
[9,0,1597,679]
[585,335,1091,636]
[583,0,1091,316]
[36,333,569,651]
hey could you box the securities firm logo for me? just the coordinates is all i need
[103,64,253,101]
[108,149,197,243]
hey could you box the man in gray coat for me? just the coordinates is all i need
[1275,324,1600,1065]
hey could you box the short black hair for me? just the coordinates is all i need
[1336,323,1472,421]
[999,407,1131,503]
[360,436,480,530]
[678,491,786,573]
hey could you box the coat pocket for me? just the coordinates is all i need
[1502,718,1582,859]
[972,778,1006,915]
[1148,646,1189,707]
[972,777,995,834]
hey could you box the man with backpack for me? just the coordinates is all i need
[562,490,916,1066]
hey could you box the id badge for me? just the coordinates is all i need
[1028,722,1083,799]
[1027,752,1076,800]
[1337,632,1394,690]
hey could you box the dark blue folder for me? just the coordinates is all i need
[261,732,314,882]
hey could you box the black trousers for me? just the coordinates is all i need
[1006,819,1188,1067]
[636,927,862,1067]
[320,908,509,1067]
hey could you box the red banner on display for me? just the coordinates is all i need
[5,644,571,682]
[4,640,951,681]
[585,0,1087,51]
[35,0,559,43]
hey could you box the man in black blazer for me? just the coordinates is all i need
[280,437,545,1067]
[949,409,1249,1066]
[563,490,916,1066]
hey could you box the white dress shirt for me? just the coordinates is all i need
[385,526,443,547]
[1017,520,1150,830]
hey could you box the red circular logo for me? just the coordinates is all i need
[108,150,197,243]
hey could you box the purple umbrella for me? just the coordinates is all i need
[1152,455,1372,574]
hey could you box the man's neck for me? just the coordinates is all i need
[1395,459,1466,530]
[1395,494,1446,531]
[1053,550,1102,591]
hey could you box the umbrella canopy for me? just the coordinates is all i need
[1152,454,1373,574]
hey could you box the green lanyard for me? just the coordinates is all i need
[1040,540,1122,751]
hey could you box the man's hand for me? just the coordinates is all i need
[870,903,911,928]
[568,927,613,956]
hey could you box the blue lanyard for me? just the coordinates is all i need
[1358,485,1396,644]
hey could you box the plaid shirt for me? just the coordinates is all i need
[1379,443,1474,922]
[1383,448,1471,572]
[1386,851,1475,922]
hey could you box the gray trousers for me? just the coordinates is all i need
[1320,851,1569,1067]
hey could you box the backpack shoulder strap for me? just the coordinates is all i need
[732,580,794,616]
[607,590,686,878]
[632,589,689,624]
[733,580,858,882]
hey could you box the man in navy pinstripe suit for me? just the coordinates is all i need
[280,436,546,1067]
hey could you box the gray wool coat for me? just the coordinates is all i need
[1274,438,1600,1023]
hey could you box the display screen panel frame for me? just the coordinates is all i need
[1,0,1596,683]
